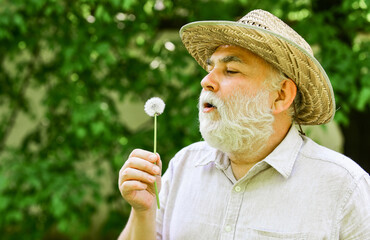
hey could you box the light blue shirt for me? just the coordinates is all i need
[156,126,370,239]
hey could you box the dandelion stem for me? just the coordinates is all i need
[154,114,157,154]
[153,114,160,209]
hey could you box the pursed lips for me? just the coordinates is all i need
[203,102,217,113]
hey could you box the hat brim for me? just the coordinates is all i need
[180,21,335,125]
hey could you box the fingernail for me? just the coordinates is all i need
[150,155,157,161]
[153,165,160,174]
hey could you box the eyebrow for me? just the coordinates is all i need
[206,55,243,66]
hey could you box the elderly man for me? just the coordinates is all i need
[118,10,370,240]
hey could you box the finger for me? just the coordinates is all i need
[119,180,147,196]
[129,149,158,163]
[119,168,156,186]
[123,157,161,176]
[155,153,162,171]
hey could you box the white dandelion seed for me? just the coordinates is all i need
[144,97,165,117]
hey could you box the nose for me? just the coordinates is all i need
[201,71,219,92]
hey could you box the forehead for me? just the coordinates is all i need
[208,45,269,66]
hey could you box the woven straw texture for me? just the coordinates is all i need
[180,9,335,125]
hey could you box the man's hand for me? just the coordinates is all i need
[118,149,162,212]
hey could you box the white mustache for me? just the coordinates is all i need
[198,91,225,111]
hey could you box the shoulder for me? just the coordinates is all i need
[295,136,369,223]
[178,141,213,152]
[167,141,227,173]
[174,141,215,157]
[162,141,219,185]
[299,135,368,182]
[171,141,216,165]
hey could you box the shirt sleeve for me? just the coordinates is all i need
[339,174,370,239]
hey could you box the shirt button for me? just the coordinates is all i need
[225,225,232,232]
[234,186,241,192]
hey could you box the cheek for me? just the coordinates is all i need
[219,79,247,95]
[221,83,261,99]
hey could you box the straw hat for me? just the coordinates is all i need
[180,9,335,125]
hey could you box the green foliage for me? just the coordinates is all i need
[0,0,369,239]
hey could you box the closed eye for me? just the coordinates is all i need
[226,70,239,74]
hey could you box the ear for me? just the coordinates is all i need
[271,79,297,115]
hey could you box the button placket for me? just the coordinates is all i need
[220,183,245,240]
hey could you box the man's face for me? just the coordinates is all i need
[200,45,273,109]
[198,45,275,156]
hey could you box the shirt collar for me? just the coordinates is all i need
[194,126,303,178]
[263,126,303,178]
[194,146,229,169]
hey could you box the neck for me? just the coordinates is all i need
[228,117,292,180]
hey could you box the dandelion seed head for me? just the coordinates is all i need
[144,97,165,117]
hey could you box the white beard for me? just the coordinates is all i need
[198,90,274,158]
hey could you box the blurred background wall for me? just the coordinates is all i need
[0,0,369,239]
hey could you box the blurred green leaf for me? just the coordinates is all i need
[357,88,370,111]
[0,0,369,239]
